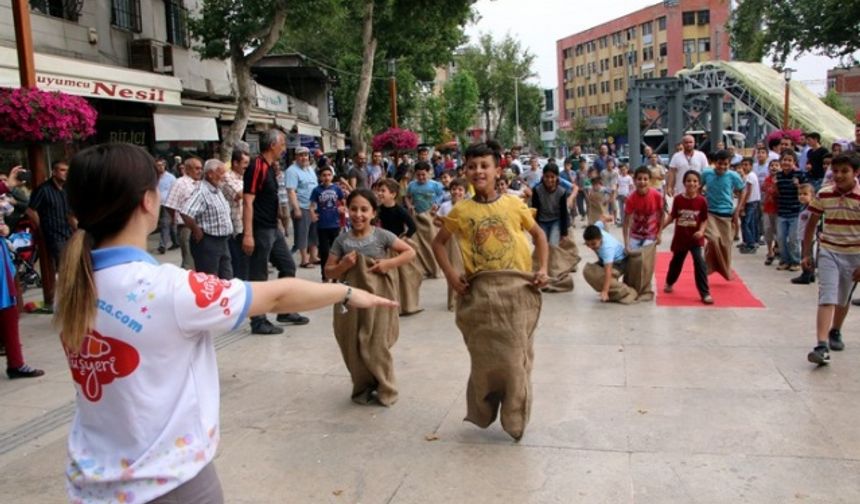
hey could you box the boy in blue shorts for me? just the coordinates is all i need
[803,154,860,365]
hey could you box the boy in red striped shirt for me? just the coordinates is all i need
[803,154,860,365]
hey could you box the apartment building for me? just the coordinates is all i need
[556,0,730,128]
[827,66,860,121]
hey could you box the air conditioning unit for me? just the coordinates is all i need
[129,39,174,74]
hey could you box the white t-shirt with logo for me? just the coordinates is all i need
[669,150,709,195]
[65,247,251,503]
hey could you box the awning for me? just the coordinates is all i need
[296,123,321,137]
[0,46,182,106]
[153,112,219,141]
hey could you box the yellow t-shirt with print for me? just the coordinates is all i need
[443,194,536,275]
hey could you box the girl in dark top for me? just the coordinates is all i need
[373,179,416,237]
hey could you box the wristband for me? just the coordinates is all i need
[339,286,352,314]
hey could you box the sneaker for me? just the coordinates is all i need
[663,284,674,293]
[853,298,860,307]
[739,247,755,254]
[157,246,166,254]
[788,264,802,272]
[776,263,790,271]
[807,345,830,366]
[251,321,284,335]
[701,295,714,304]
[764,256,775,266]
[791,273,813,285]
[829,329,845,351]
[7,365,45,379]
[276,313,310,325]
[168,244,180,250]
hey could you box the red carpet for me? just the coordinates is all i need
[654,252,765,308]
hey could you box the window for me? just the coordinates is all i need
[564,88,573,100]
[544,89,554,111]
[683,39,696,54]
[643,47,654,61]
[30,0,78,21]
[658,16,667,30]
[165,0,189,47]
[112,0,141,32]
[626,27,637,40]
[659,42,668,58]
[542,121,554,133]
[660,69,669,78]
[698,37,711,53]
[575,44,583,56]
[682,11,695,26]
[642,22,653,36]
[697,10,710,25]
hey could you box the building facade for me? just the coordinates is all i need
[827,66,860,121]
[556,0,731,129]
[540,88,559,158]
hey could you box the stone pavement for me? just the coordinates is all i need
[1,228,859,503]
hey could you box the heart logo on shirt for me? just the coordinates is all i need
[188,271,231,308]
[66,331,140,402]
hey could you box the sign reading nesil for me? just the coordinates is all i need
[35,75,172,104]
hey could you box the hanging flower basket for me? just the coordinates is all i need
[765,129,803,147]
[371,128,418,152]
[0,87,97,143]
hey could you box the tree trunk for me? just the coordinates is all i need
[220,52,254,161]
[349,0,377,154]
[483,106,491,141]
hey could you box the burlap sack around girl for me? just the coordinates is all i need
[533,236,581,293]
[623,242,657,301]
[704,214,733,280]
[393,237,424,315]
[455,270,542,440]
[332,256,400,406]
[412,211,440,278]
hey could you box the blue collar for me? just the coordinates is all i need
[91,246,159,271]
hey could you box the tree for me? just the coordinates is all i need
[822,89,856,120]
[418,94,445,146]
[443,70,479,145]
[189,0,291,160]
[606,106,628,138]
[458,33,536,141]
[730,0,860,65]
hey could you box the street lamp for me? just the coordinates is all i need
[783,67,795,130]
[514,72,528,147]
[388,58,398,128]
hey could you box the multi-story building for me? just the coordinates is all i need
[827,66,860,121]
[0,0,342,161]
[556,0,731,130]
[540,88,558,158]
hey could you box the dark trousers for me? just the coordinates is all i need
[665,246,710,297]
[158,206,177,249]
[228,234,249,281]
[575,191,587,217]
[189,234,233,279]
[316,227,340,281]
[741,202,760,248]
[249,227,296,329]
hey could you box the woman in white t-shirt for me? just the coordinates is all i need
[54,144,397,504]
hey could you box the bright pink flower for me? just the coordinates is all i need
[0,87,97,143]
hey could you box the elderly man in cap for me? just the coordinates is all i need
[286,146,320,268]
[180,159,234,278]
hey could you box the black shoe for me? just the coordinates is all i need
[807,345,830,366]
[251,321,284,335]
[791,272,813,285]
[168,244,180,250]
[158,246,166,254]
[829,329,845,351]
[277,313,309,325]
[764,255,775,266]
[853,298,860,307]
[7,365,45,379]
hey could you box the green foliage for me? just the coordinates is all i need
[822,89,856,120]
[730,0,860,65]
[418,94,445,146]
[188,0,289,60]
[606,106,628,138]
[278,0,473,137]
[457,33,537,141]
[443,70,479,140]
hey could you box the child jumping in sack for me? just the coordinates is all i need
[325,189,416,406]
[432,141,549,441]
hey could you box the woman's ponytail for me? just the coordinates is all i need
[54,229,96,351]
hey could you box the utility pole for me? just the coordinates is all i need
[388,58,398,128]
[783,67,795,130]
[514,76,520,146]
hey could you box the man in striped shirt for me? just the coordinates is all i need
[164,158,202,269]
[180,159,233,279]
[803,154,860,365]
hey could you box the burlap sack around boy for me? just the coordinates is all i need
[582,262,638,304]
[532,237,581,293]
[412,211,440,278]
[455,270,542,441]
[623,243,657,301]
[586,191,605,225]
[445,236,465,311]
[332,256,400,406]
[704,214,733,281]
[394,237,424,315]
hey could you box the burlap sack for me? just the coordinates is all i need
[412,211,440,278]
[455,270,542,441]
[623,243,657,301]
[445,236,465,311]
[394,237,423,315]
[332,256,399,406]
[533,237,581,293]
[704,214,733,280]
[587,191,605,225]
[582,262,638,304]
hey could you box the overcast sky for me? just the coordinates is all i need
[466,0,836,95]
